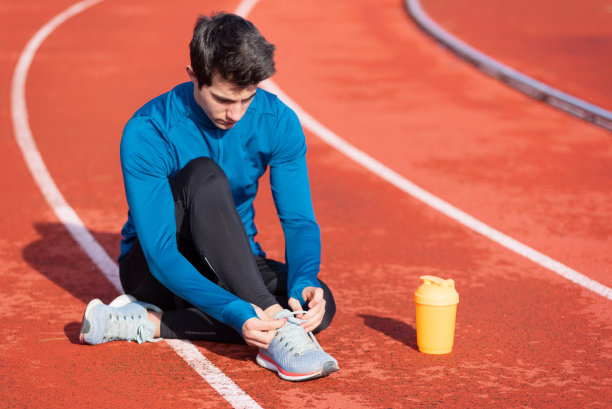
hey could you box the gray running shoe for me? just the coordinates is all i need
[79,294,161,345]
[256,309,339,381]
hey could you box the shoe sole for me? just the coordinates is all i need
[79,298,103,344]
[256,352,339,382]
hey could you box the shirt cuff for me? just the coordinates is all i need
[221,299,258,334]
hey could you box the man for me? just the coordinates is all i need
[79,12,338,382]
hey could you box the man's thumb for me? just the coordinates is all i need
[288,297,301,312]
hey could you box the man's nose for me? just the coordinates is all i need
[226,103,243,121]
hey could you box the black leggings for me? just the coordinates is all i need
[119,157,335,342]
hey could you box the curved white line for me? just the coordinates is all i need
[260,81,612,301]
[405,0,612,132]
[235,0,260,18]
[10,1,262,408]
[10,0,121,292]
[246,5,612,301]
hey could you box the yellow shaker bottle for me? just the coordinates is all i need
[414,275,459,354]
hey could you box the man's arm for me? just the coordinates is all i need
[268,105,322,308]
[120,116,257,333]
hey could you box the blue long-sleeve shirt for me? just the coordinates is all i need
[119,82,321,333]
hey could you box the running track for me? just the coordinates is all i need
[1,0,611,408]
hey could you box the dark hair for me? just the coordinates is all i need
[189,13,276,88]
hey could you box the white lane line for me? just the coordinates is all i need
[235,0,260,18]
[166,340,261,409]
[10,1,262,408]
[261,82,612,301]
[241,4,612,302]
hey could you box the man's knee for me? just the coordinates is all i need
[172,157,230,198]
[183,157,227,184]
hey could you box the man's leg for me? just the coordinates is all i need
[120,253,337,340]
[119,236,243,342]
[170,157,279,310]
[119,157,281,341]
[111,156,340,379]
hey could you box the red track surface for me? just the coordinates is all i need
[1,0,611,408]
[422,0,612,110]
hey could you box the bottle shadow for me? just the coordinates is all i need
[359,314,419,351]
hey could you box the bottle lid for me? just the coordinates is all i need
[414,275,459,306]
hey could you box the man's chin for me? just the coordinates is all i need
[216,120,236,129]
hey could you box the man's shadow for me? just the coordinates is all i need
[359,314,419,351]
[23,222,121,303]
[22,222,261,361]
[22,222,122,343]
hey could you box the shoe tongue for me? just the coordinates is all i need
[275,314,317,355]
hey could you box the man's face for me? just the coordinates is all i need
[187,67,258,130]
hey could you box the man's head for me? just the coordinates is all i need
[187,13,275,129]
[188,13,276,88]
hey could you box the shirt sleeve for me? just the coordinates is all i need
[268,105,322,306]
[120,116,257,333]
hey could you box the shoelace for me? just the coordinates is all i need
[274,310,322,356]
[104,312,150,343]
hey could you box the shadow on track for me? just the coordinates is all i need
[360,314,418,351]
[22,222,121,305]
[22,222,123,343]
[22,222,264,358]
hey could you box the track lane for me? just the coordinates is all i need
[4,0,612,407]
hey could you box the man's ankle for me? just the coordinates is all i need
[263,304,284,318]
[148,311,162,338]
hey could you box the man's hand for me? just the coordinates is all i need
[241,304,286,349]
[288,286,325,333]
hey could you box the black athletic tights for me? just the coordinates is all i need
[119,157,335,342]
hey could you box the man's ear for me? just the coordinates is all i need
[186,65,198,85]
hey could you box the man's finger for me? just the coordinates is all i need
[304,287,324,308]
[244,330,276,349]
[288,297,300,310]
[242,317,285,348]
[248,318,286,331]
[302,300,325,332]
[288,298,306,319]
[306,299,325,318]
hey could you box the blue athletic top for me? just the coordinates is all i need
[119,82,321,333]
